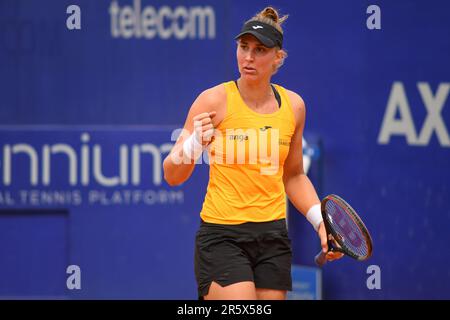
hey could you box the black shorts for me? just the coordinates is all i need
[194,218,292,298]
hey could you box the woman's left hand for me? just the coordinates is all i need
[318,222,344,262]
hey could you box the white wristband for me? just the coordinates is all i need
[306,204,323,232]
[182,132,204,160]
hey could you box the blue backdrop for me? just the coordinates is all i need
[1,0,449,299]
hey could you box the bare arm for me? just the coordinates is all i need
[163,86,225,186]
[282,91,320,215]
[283,90,342,261]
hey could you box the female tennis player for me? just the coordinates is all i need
[163,7,343,300]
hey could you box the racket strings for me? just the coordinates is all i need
[326,200,370,258]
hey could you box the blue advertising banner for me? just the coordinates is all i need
[1,0,450,299]
[0,126,208,298]
[288,265,322,300]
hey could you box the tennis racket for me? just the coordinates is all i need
[315,194,373,267]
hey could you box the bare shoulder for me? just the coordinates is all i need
[284,88,306,126]
[194,83,227,126]
[196,84,226,109]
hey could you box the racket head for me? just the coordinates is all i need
[321,194,373,261]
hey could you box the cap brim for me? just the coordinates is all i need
[234,31,276,48]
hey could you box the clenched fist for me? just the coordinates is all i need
[192,111,217,146]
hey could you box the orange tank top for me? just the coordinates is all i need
[200,81,296,224]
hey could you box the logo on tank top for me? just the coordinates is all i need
[228,134,249,142]
[260,126,272,131]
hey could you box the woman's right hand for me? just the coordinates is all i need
[193,111,217,146]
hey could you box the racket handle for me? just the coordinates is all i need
[315,251,328,267]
